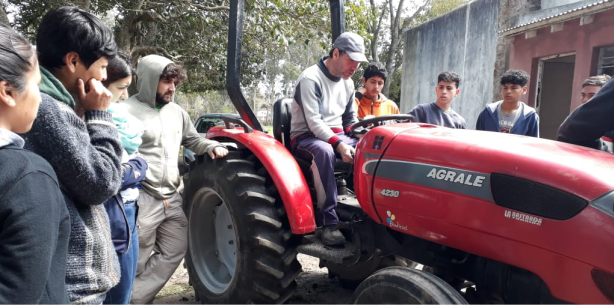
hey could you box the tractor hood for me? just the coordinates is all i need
[361,123,614,202]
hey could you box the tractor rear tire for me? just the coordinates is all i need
[351,266,468,304]
[183,150,301,303]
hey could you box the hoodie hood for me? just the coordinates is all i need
[486,100,535,118]
[0,128,24,148]
[39,66,75,109]
[135,55,174,108]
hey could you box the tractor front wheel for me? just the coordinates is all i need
[183,150,301,303]
[351,266,468,304]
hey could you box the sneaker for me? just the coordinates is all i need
[322,226,345,246]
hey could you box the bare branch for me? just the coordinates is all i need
[128,10,168,24]
[192,3,229,12]
[402,0,433,30]
[132,46,177,61]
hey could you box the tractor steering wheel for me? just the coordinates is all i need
[350,114,415,134]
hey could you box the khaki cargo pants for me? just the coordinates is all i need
[131,190,187,304]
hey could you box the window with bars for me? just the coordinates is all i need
[597,46,614,76]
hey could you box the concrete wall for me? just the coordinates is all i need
[401,0,500,129]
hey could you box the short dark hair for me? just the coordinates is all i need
[0,23,35,91]
[160,63,187,85]
[437,71,461,88]
[582,75,611,88]
[362,62,387,82]
[328,48,347,58]
[500,69,530,87]
[36,6,117,70]
[102,50,134,87]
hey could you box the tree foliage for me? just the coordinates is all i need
[361,0,470,102]
[3,0,470,120]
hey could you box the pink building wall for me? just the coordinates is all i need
[508,9,614,112]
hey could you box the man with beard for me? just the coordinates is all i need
[123,55,228,304]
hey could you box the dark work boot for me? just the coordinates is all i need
[321,226,345,246]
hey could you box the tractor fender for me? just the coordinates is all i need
[206,127,316,234]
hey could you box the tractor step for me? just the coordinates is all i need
[297,234,356,264]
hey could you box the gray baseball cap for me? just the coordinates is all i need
[333,32,368,62]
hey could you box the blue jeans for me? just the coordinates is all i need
[292,133,357,227]
[104,201,139,305]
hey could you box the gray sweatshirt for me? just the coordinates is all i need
[124,55,223,199]
[290,57,358,146]
[23,92,122,304]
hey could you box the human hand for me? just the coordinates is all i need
[77,78,113,112]
[209,146,229,159]
[336,142,355,163]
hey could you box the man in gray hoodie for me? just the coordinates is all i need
[124,55,228,303]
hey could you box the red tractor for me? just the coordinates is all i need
[181,0,614,303]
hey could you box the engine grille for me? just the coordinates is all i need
[490,173,587,220]
[592,269,614,303]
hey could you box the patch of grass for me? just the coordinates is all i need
[155,283,193,299]
[263,125,273,134]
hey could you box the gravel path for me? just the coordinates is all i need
[154,254,354,304]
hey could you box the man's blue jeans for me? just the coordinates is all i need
[104,201,139,305]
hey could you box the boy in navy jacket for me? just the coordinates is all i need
[476,70,539,137]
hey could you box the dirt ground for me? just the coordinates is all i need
[153,254,354,304]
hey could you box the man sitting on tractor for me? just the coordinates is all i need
[290,32,367,246]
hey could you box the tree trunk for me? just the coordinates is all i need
[75,0,91,11]
[382,0,404,95]
[0,0,10,25]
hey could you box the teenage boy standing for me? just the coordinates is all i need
[408,71,466,128]
[476,69,539,137]
[581,75,611,104]
[22,7,123,303]
[354,62,399,118]
[558,76,614,149]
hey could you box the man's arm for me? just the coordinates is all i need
[342,94,359,135]
[458,117,467,129]
[120,156,148,191]
[0,172,67,304]
[527,113,539,138]
[24,99,122,206]
[294,78,339,145]
[181,109,225,155]
[391,101,400,115]
[408,105,422,123]
[476,109,486,131]
[558,80,614,148]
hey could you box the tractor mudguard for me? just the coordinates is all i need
[207,127,316,234]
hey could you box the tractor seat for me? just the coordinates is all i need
[273,98,352,174]
[273,98,294,151]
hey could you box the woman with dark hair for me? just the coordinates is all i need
[103,51,148,305]
[0,23,70,303]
